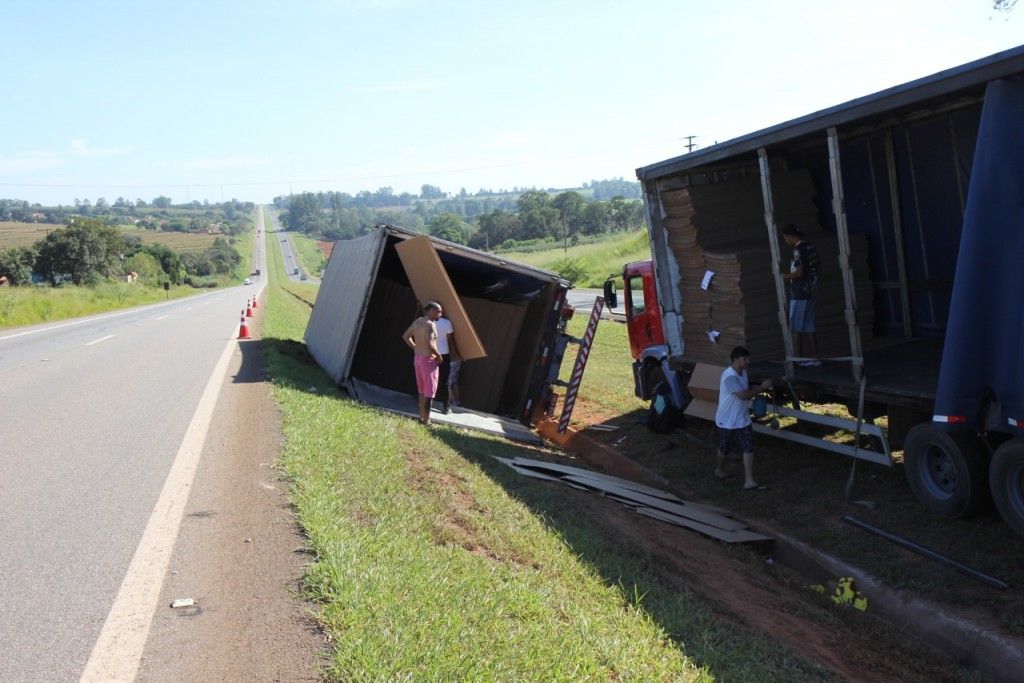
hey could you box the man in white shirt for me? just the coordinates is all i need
[714,346,772,490]
[434,314,459,414]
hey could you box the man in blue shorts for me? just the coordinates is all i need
[714,346,772,490]
[781,224,820,366]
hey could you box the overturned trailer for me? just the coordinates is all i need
[304,224,573,440]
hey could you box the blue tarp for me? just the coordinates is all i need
[935,77,1024,430]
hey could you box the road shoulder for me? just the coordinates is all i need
[137,313,323,681]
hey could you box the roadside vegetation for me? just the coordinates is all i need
[497,230,650,287]
[274,179,646,254]
[0,212,254,330]
[257,220,840,681]
[288,231,328,276]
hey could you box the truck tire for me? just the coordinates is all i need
[903,424,989,518]
[989,438,1024,538]
[646,367,680,433]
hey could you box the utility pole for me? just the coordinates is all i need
[682,135,698,153]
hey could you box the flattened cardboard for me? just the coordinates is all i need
[395,236,487,360]
[684,398,718,421]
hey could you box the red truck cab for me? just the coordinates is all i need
[622,261,665,360]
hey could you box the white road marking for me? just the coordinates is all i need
[84,335,115,346]
[80,324,240,682]
[153,315,169,321]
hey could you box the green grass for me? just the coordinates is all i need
[0,282,200,329]
[290,232,327,276]
[257,214,840,681]
[497,231,650,287]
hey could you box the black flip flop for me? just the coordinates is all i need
[743,484,770,491]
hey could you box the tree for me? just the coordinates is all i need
[141,243,187,284]
[427,213,473,245]
[552,191,586,239]
[420,184,446,199]
[151,196,172,209]
[0,247,35,285]
[580,201,611,235]
[33,219,129,285]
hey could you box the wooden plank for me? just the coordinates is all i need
[394,235,486,360]
[563,477,750,531]
[637,507,773,544]
[510,458,683,502]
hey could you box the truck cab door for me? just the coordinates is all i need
[624,267,664,359]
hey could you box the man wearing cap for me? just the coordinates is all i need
[401,302,444,425]
[780,223,821,366]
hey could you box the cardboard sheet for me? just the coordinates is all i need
[687,363,725,403]
[395,236,486,360]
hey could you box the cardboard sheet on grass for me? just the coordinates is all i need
[350,379,541,444]
[685,362,726,421]
[500,457,771,545]
[395,235,486,360]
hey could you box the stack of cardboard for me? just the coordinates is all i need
[659,170,874,365]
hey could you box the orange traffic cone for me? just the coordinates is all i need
[246,299,254,317]
[251,295,258,309]
[238,310,250,339]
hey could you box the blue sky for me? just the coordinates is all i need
[0,0,1020,206]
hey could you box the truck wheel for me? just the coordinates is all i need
[989,439,1024,538]
[646,367,680,433]
[903,424,989,518]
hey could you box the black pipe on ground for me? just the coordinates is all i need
[841,515,1009,590]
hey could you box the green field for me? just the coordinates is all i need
[497,231,650,287]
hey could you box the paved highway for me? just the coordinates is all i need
[0,214,267,681]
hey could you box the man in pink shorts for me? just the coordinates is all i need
[401,301,444,425]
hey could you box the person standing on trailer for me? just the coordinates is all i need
[715,346,773,490]
[780,223,821,366]
[401,302,444,425]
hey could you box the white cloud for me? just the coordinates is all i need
[362,80,445,94]
[69,139,132,157]
[0,154,65,173]
[177,156,272,171]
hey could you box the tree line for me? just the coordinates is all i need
[0,218,241,287]
[274,178,646,248]
[0,197,256,236]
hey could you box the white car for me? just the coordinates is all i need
[244,278,253,285]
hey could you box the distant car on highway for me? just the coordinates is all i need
[244,278,253,285]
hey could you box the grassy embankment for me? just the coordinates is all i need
[497,230,650,287]
[0,222,255,330]
[289,232,328,276]
[257,219,829,681]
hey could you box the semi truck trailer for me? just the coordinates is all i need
[608,46,1024,536]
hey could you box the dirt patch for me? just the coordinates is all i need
[405,447,539,569]
[534,465,969,681]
